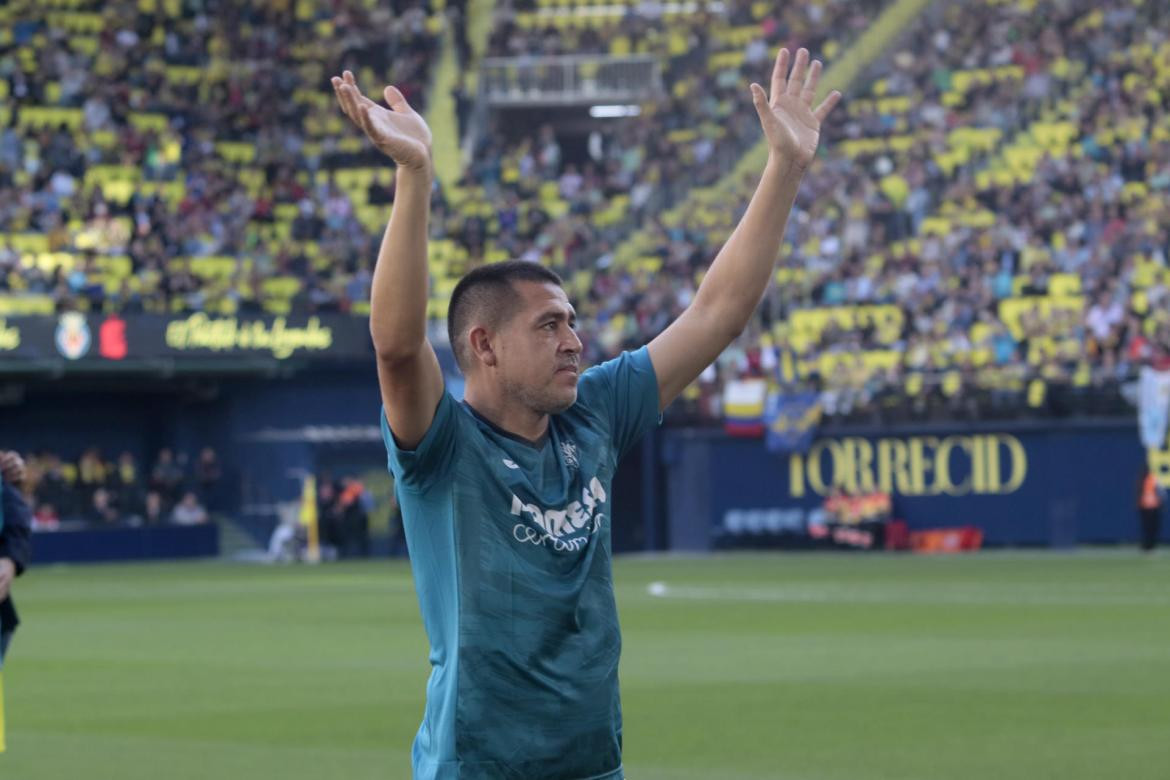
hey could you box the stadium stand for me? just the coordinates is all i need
[1,0,442,317]
[19,447,223,528]
[3,0,1168,426]
[616,0,1170,422]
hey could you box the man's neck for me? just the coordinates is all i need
[463,386,549,445]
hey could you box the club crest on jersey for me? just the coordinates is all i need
[502,458,519,470]
[560,440,579,470]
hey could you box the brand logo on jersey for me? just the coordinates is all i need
[560,440,579,470]
[510,476,606,552]
[502,458,519,470]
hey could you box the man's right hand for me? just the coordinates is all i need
[331,71,433,173]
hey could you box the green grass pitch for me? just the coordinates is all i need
[3,552,1169,779]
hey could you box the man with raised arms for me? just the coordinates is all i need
[331,47,840,779]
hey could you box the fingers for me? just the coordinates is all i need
[331,70,376,124]
[331,76,359,123]
[384,85,412,113]
[356,103,381,141]
[801,60,822,105]
[813,90,843,123]
[786,48,809,97]
[750,82,771,124]
[770,48,789,103]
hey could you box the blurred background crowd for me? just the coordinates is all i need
[2,0,1167,434]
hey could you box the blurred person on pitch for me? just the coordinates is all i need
[333,46,840,779]
[1137,462,1165,554]
[1,451,34,753]
[1,451,31,657]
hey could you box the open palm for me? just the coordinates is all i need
[331,71,432,172]
[751,48,841,170]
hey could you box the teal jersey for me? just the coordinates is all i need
[381,347,659,780]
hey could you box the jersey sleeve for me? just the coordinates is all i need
[380,390,459,493]
[576,345,661,460]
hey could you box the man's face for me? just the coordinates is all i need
[491,281,583,415]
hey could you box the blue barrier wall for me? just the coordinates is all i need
[660,420,1162,548]
[32,524,219,564]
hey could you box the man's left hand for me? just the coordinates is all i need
[0,451,26,488]
[0,557,14,601]
[750,47,841,171]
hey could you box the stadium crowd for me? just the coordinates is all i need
[629,0,1170,422]
[2,0,1168,424]
[1,0,441,316]
[17,447,221,530]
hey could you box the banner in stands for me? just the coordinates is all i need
[661,421,1155,548]
[1138,367,1170,449]
[763,391,822,454]
[0,314,373,369]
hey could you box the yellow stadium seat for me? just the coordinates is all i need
[126,112,168,132]
[18,106,84,130]
[0,294,55,315]
[95,256,132,278]
[1123,181,1149,202]
[24,252,76,274]
[261,277,303,299]
[1027,379,1046,408]
[4,234,49,253]
[99,180,137,205]
[942,371,962,397]
[46,11,103,33]
[1049,273,1081,297]
[920,217,951,236]
[216,142,256,164]
[190,256,238,278]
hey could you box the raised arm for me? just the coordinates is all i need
[647,48,841,411]
[332,71,443,448]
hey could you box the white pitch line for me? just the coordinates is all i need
[644,581,1170,607]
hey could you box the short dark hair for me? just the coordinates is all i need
[447,260,564,371]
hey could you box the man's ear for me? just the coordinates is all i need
[468,326,497,367]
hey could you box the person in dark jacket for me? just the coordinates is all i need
[1,451,33,659]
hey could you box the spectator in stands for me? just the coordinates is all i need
[87,488,120,527]
[109,451,144,521]
[170,492,208,526]
[1137,462,1164,554]
[32,453,73,521]
[338,478,371,559]
[77,447,107,510]
[150,448,185,510]
[32,504,60,532]
[195,447,223,512]
[143,491,166,526]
